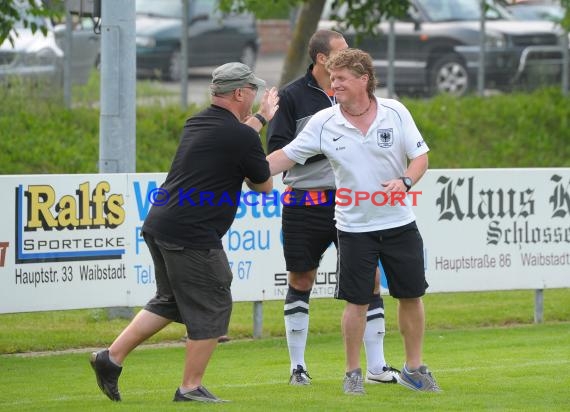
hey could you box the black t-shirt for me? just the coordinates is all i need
[142,105,270,249]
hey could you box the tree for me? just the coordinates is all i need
[0,0,62,47]
[281,0,326,86]
[557,0,570,31]
[220,0,410,86]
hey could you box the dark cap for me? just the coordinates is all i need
[210,62,266,95]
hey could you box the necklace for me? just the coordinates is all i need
[341,99,372,117]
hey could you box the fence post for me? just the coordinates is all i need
[534,289,544,324]
[253,301,263,338]
[561,31,569,96]
[477,0,486,96]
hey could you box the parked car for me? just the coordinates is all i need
[135,0,260,81]
[503,0,565,22]
[320,0,566,96]
[0,8,100,86]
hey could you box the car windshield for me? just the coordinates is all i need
[136,0,181,18]
[507,5,564,21]
[416,0,511,22]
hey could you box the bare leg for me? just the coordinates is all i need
[373,267,380,294]
[398,297,425,369]
[289,269,317,291]
[109,309,171,364]
[180,338,218,390]
[342,302,367,371]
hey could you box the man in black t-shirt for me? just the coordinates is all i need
[90,62,279,404]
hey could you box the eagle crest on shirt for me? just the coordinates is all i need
[377,128,393,148]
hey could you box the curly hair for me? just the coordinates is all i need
[325,48,377,99]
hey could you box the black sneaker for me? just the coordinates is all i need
[289,364,311,385]
[89,349,122,401]
[173,386,227,403]
[218,335,231,343]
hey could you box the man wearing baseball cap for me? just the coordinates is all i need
[90,62,279,404]
[209,62,277,131]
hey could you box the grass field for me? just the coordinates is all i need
[1,289,569,410]
[2,289,570,353]
[1,323,569,411]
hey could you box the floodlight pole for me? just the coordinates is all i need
[99,0,136,319]
[99,0,136,174]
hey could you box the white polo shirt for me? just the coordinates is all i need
[283,97,429,233]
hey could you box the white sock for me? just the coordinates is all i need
[284,302,309,372]
[363,310,386,374]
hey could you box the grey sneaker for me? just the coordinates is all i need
[89,349,122,401]
[366,364,400,384]
[173,386,227,403]
[343,368,365,395]
[399,365,441,392]
[289,364,311,385]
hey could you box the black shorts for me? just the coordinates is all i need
[281,189,337,273]
[142,233,233,340]
[335,222,428,303]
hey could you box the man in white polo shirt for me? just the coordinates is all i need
[266,48,440,395]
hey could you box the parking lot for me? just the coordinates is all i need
[158,52,288,106]
[153,51,399,107]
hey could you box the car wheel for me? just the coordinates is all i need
[166,49,183,82]
[429,54,470,97]
[240,44,257,69]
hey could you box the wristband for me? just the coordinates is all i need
[254,113,267,127]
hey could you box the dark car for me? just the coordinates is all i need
[135,0,259,81]
[321,0,566,96]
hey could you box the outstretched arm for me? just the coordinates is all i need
[267,149,296,176]
[245,176,273,193]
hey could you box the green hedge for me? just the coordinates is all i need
[404,89,570,168]
[2,87,569,174]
